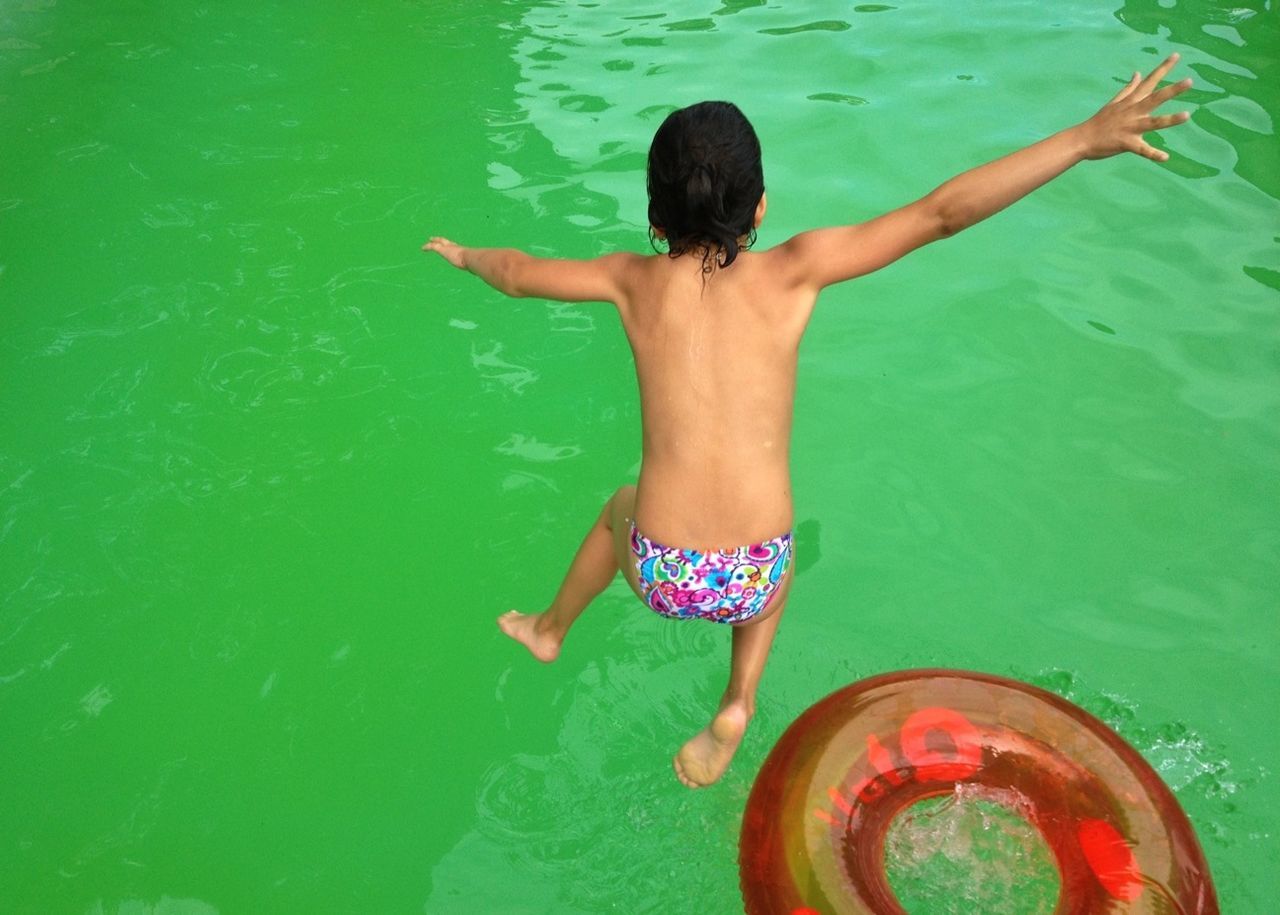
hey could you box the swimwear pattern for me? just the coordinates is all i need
[630,523,793,624]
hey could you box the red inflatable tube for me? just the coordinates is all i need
[740,670,1218,914]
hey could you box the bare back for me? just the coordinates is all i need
[615,249,817,549]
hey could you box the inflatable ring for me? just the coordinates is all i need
[740,670,1218,914]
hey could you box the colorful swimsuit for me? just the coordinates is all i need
[630,522,793,625]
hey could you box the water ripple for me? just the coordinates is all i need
[759,20,851,36]
[431,625,753,912]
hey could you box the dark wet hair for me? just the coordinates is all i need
[646,101,764,273]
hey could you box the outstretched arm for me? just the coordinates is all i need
[780,54,1194,291]
[423,237,636,304]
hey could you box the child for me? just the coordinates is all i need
[424,55,1191,788]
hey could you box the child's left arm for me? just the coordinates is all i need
[776,54,1193,291]
[423,237,635,304]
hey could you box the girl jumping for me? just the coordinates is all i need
[424,55,1192,788]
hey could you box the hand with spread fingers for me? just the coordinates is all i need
[1079,53,1193,162]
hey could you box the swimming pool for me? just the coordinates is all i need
[1,1,1275,911]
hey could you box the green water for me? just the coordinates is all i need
[2,1,1276,912]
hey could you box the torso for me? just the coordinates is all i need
[613,248,818,550]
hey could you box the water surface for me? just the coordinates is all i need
[1,1,1276,912]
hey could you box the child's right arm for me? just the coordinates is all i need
[779,54,1193,292]
[423,237,637,304]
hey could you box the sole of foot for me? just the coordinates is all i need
[673,703,751,788]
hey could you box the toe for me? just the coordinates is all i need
[673,757,691,788]
[496,611,521,635]
[674,756,702,789]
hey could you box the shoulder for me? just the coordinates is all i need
[761,202,947,292]
[749,238,814,292]
[599,251,657,306]
[597,250,650,277]
[730,248,821,329]
[587,249,650,286]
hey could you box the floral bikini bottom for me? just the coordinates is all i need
[629,522,793,625]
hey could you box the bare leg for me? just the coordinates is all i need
[674,574,791,788]
[498,485,636,662]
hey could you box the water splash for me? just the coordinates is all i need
[884,787,1060,915]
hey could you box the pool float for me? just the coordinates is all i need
[740,670,1218,914]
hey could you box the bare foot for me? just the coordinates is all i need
[497,610,562,663]
[673,702,752,788]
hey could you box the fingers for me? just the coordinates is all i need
[1145,111,1192,131]
[1108,71,1141,105]
[1148,76,1193,107]
[1136,52,1180,97]
[1132,141,1169,163]
[1122,107,1190,165]
[1128,107,1190,163]
[422,236,468,269]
